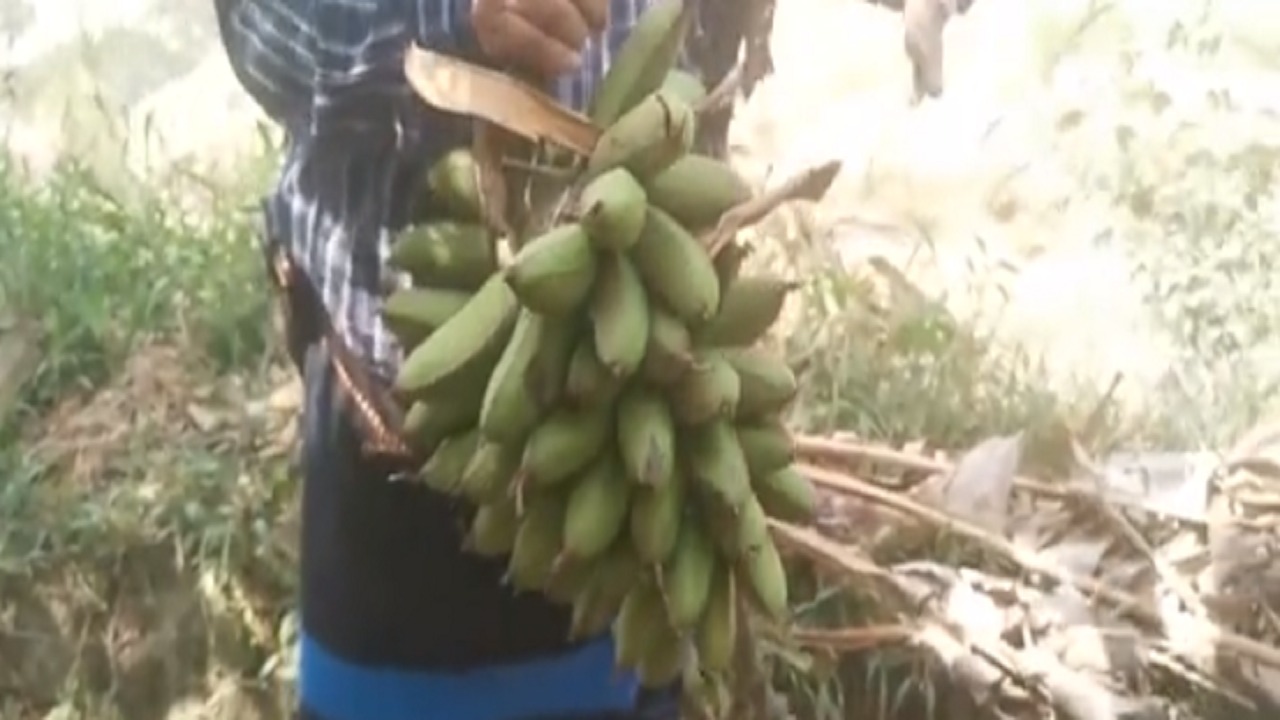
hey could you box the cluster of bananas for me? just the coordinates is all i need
[382,0,818,696]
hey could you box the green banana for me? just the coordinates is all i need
[590,252,650,378]
[740,537,788,621]
[426,148,483,222]
[640,307,695,386]
[721,347,799,418]
[645,155,752,231]
[419,428,481,495]
[395,275,518,399]
[562,453,632,561]
[519,404,613,488]
[671,351,740,425]
[630,206,720,323]
[389,221,496,289]
[587,91,696,180]
[466,497,519,557]
[696,276,799,347]
[578,168,648,250]
[629,469,684,563]
[617,385,676,487]
[506,494,566,592]
[459,440,520,504]
[662,521,715,628]
[686,421,752,510]
[737,419,795,476]
[754,465,817,523]
[505,223,598,316]
[659,69,708,107]
[382,287,472,348]
[613,579,666,669]
[589,0,692,127]
[479,310,573,444]
[565,337,621,407]
[696,564,737,672]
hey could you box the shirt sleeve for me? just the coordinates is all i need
[216,0,481,137]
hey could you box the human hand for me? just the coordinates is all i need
[471,0,609,79]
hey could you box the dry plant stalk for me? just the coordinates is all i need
[773,430,1280,717]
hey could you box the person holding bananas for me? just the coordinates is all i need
[213,0,700,718]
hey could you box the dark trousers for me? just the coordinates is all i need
[292,340,677,720]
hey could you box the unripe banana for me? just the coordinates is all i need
[696,276,800,347]
[614,580,666,669]
[419,428,481,495]
[382,287,472,349]
[479,309,543,444]
[587,91,696,181]
[662,521,715,628]
[740,537,788,621]
[671,351,740,425]
[617,386,676,487]
[459,440,520,504]
[545,554,596,605]
[636,625,684,688]
[589,0,692,128]
[527,313,577,409]
[578,168,648,250]
[466,497,519,557]
[629,469,684,563]
[630,206,720,324]
[714,241,751,287]
[679,663,721,720]
[519,404,613,488]
[565,337,621,407]
[721,347,798,419]
[389,221,495,289]
[686,421,752,510]
[480,310,573,444]
[706,494,769,558]
[590,252,650,378]
[660,69,708,108]
[401,382,485,453]
[562,453,632,561]
[569,582,615,641]
[567,542,642,639]
[696,564,737,672]
[426,148,483,222]
[395,275,518,399]
[594,541,643,605]
[506,223,598,316]
[641,308,695,386]
[737,419,795,476]
[645,155,751,231]
[754,465,817,523]
[507,494,566,592]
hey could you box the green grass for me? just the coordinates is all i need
[0,155,271,415]
[0,154,300,719]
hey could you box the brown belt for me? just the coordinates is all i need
[267,247,412,461]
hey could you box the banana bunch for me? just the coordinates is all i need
[379,145,502,454]
[382,0,819,700]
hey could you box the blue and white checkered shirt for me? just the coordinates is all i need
[216,0,653,381]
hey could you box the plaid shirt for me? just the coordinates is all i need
[216,0,653,380]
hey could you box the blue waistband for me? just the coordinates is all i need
[299,631,639,720]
